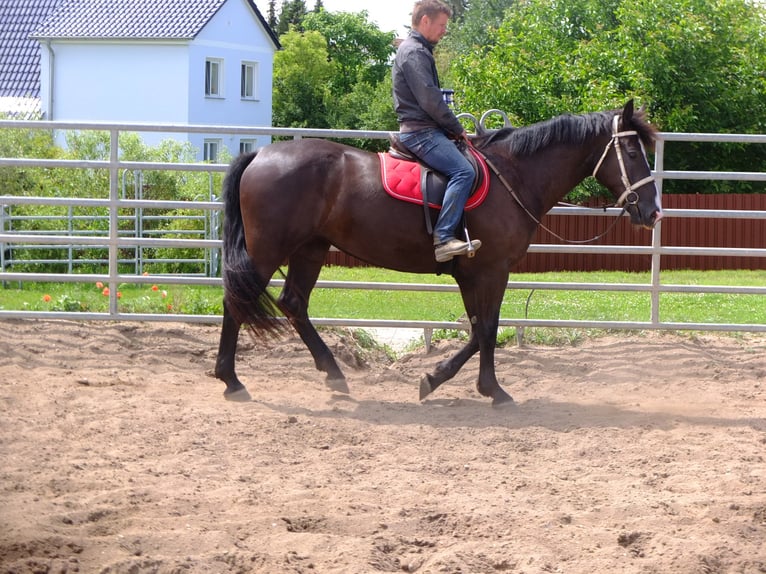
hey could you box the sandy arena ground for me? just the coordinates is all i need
[1,319,765,573]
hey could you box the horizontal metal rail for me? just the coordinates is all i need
[1,120,765,338]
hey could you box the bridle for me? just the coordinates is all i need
[474,113,657,244]
[592,114,656,208]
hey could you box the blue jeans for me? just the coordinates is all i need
[399,128,475,245]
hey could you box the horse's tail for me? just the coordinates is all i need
[221,151,286,337]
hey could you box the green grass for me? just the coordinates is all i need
[0,280,218,316]
[2,268,765,330]
[311,267,766,326]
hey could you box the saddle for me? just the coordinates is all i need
[379,134,490,235]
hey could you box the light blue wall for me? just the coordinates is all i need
[46,42,189,122]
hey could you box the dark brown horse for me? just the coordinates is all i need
[214,100,662,406]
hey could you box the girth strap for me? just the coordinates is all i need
[421,168,433,235]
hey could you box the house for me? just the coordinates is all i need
[27,0,280,160]
[0,0,60,119]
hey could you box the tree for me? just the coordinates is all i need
[272,9,398,145]
[330,75,399,150]
[272,29,335,129]
[277,0,308,35]
[302,10,396,97]
[267,0,278,31]
[448,0,766,193]
[0,124,59,203]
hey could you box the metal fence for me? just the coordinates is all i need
[1,119,765,338]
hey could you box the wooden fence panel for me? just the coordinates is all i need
[325,194,766,272]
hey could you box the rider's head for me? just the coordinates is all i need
[412,0,452,45]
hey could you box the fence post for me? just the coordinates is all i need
[650,139,665,326]
[67,204,73,274]
[210,209,221,278]
[0,203,6,276]
[108,129,120,316]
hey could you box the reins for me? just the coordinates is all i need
[471,114,654,245]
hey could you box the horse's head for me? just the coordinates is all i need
[592,100,663,229]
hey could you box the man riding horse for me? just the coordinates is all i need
[392,0,482,263]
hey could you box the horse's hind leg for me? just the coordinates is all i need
[279,240,349,394]
[215,302,252,402]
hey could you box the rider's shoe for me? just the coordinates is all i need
[434,238,482,262]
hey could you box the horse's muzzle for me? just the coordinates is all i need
[628,203,663,230]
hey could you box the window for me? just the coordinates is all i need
[241,61,258,99]
[205,58,223,97]
[240,139,255,154]
[203,139,222,162]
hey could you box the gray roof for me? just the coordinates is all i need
[0,0,60,98]
[31,0,279,47]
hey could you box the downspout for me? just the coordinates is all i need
[43,40,54,119]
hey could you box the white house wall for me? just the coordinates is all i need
[188,0,276,155]
[36,0,277,160]
[43,41,189,147]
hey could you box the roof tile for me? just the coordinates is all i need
[0,0,58,98]
[33,0,228,40]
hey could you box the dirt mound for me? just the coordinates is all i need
[1,319,765,573]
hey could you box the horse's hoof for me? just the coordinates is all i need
[491,389,515,408]
[419,375,433,401]
[224,387,252,402]
[326,377,350,394]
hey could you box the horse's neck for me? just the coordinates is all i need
[507,145,595,216]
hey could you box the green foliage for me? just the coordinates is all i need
[0,125,60,198]
[303,10,395,96]
[2,131,220,275]
[438,0,515,88]
[276,0,308,35]
[151,209,208,274]
[449,0,766,195]
[330,75,399,151]
[273,28,334,129]
[267,0,278,30]
[272,8,398,148]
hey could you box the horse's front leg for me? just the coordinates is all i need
[473,310,514,407]
[215,302,252,402]
[420,267,514,407]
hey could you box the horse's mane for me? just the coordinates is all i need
[473,108,657,156]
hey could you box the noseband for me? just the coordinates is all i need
[592,115,655,207]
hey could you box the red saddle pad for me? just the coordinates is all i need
[378,149,490,211]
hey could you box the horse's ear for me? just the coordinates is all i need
[622,99,635,122]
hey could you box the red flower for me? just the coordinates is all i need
[42,294,52,303]
[96,281,104,289]
[102,287,110,296]
[151,285,159,291]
